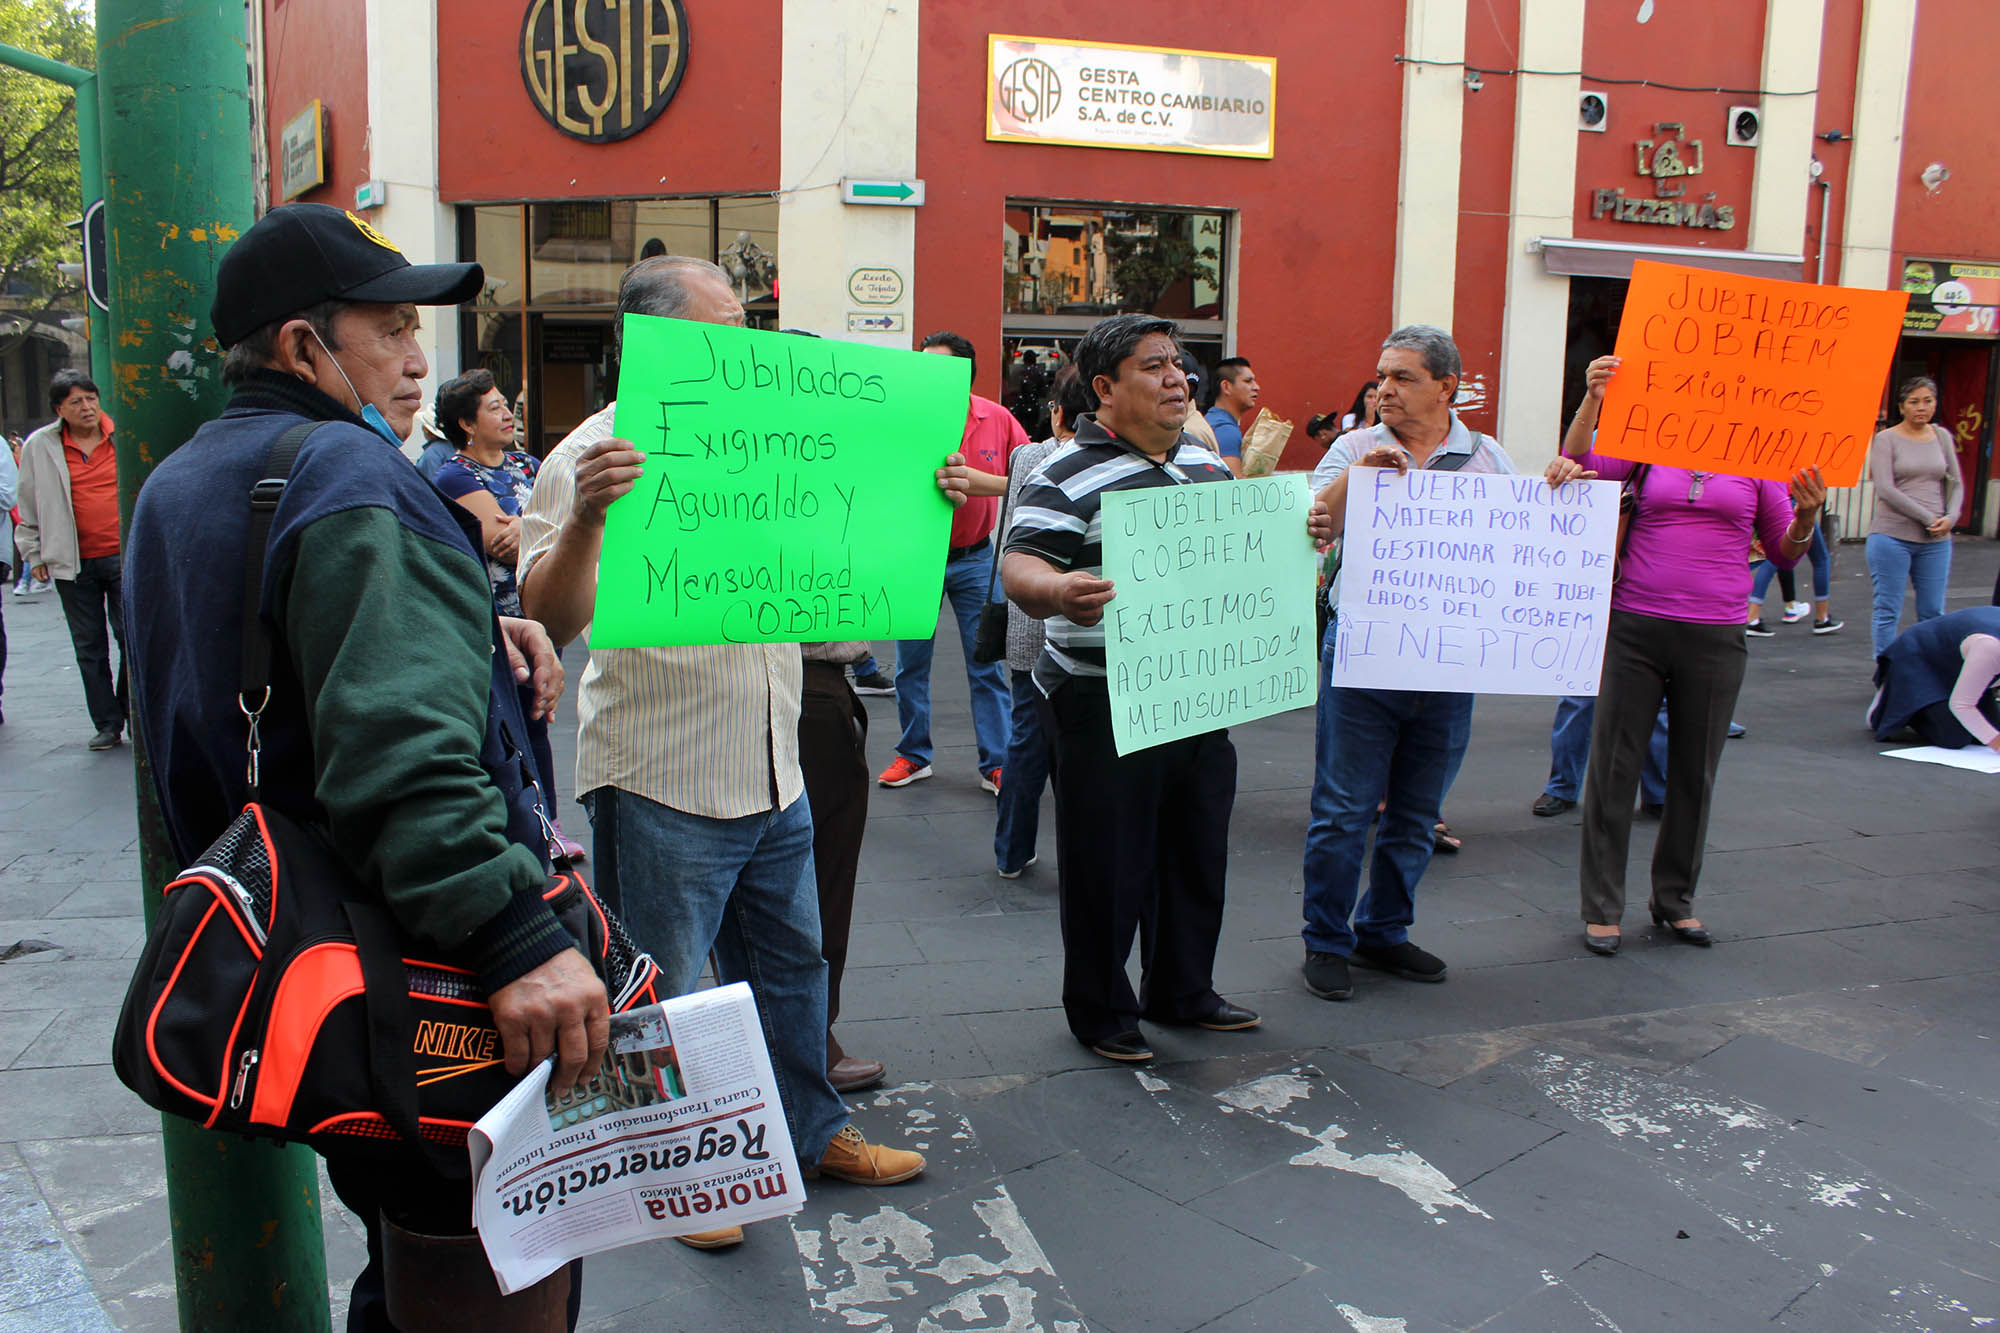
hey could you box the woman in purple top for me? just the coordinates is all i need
[1562,356,1826,956]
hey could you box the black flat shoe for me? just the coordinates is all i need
[1086,1030,1154,1062]
[1583,930,1621,956]
[1649,905,1712,946]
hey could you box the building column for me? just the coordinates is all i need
[1746,0,1826,259]
[1494,0,1583,472]
[1392,0,1467,330]
[364,0,457,378]
[1840,0,1918,290]
[778,0,919,349]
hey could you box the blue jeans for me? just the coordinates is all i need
[1866,533,1952,657]
[895,545,1011,772]
[1545,695,1667,806]
[1302,622,1473,956]
[994,669,1051,872]
[581,788,847,1163]
[1751,525,1831,602]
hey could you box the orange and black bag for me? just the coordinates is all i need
[112,422,658,1168]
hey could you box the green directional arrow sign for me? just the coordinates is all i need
[841,177,926,207]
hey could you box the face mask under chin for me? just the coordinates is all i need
[304,325,408,448]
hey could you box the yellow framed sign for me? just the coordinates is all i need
[986,35,1275,159]
[278,100,326,201]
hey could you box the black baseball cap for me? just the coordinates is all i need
[212,202,484,348]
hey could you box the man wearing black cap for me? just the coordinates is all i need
[124,203,608,1327]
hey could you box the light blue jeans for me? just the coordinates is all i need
[581,787,847,1163]
[895,545,1011,772]
[1865,533,1952,657]
[994,669,1051,873]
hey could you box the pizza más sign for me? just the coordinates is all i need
[986,35,1275,160]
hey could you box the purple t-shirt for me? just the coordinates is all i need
[1584,453,1798,625]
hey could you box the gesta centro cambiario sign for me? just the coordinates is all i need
[521,0,690,143]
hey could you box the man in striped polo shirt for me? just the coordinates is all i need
[1003,313,1330,1063]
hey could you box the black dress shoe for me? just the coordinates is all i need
[1636,801,1664,820]
[1583,929,1621,956]
[88,725,122,751]
[1086,1030,1153,1062]
[1532,792,1576,817]
[1195,1001,1261,1031]
[1649,905,1712,946]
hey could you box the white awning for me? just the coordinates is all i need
[1531,236,1806,281]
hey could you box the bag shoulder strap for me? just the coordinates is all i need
[1426,433,1480,472]
[240,421,330,792]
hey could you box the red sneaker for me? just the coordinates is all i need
[980,767,1002,795]
[877,756,933,787]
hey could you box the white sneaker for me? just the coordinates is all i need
[1782,601,1810,623]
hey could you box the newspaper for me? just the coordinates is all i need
[468,981,802,1294]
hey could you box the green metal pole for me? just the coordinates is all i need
[94,3,332,1329]
[0,45,110,389]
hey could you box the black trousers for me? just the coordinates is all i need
[54,554,126,732]
[1580,611,1747,925]
[1040,678,1234,1042]
[798,660,869,1063]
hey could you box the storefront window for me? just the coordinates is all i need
[1003,202,1227,321]
[459,196,778,452]
[1000,200,1230,437]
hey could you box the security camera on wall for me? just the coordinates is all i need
[1579,91,1608,132]
[1727,105,1761,147]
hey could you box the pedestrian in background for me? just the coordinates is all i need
[16,370,127,749]
[1202,356,1258,476]
[1865,377,1962,657]
[994,362,1090,879]
[878,330,1022,794]
[0,436,13,725]
[1340,380,1379,432]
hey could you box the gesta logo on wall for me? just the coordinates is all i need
[520,0,690,143]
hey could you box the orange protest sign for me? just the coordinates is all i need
[1597,261,1909,486]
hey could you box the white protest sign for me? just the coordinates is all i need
[1332,467,1620,695]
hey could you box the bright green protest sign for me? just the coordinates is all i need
[592,316,969,647]
[1101,475,1320,755]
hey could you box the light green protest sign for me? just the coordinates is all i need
[1101,474,1320,755]
[592,316,969,647]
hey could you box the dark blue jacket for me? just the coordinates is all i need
[1870,606,2000,743]
[125,372,569,987]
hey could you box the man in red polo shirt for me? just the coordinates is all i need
[876,332,1025,793]
[17,370,127,749]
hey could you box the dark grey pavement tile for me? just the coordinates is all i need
[1618,930,1882,1003]
[841,919,924,969]
[906,910,1061,966]
[10,1008,117,1070]
[1814,830,2000,878]
[1000,1152,1304,1333]
[838,955,1065,1023]
[1817,916,2000,981]
[1675,842,1869,892]
[1688,1035,1995,1161]
[0,1067,157,1142]
[1194,1269,1454,1332]
[835,1014,999,1083]
[0,1012,57,1070]
[43,882,148,921]
[1870,972,2000,1026]
[0,918,141,963]
[0,1145,100,1319]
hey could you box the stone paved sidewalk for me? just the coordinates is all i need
[0,543,1995,1331]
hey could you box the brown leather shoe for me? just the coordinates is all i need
[675,1225,744,1250]
[829,1056,886,1093]
[809,1124,925,1185]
